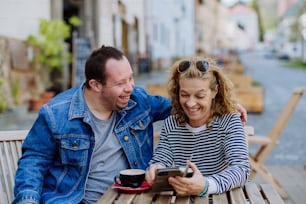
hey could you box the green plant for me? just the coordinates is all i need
[252,80,261,87]
[27,16,81,85]
[284,60,306,70]
[11,79,21,106]
[0,79,8,112]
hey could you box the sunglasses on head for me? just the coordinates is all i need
[178,60,210,73]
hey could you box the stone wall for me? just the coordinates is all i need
[0,36,47,110]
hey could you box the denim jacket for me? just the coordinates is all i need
[13,85,171,204]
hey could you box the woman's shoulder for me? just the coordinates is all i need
[162,115,183,130]
[217,113,241,121]
[164,115,177,125]
[215,113,243,128]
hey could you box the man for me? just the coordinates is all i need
[13,45,247,204]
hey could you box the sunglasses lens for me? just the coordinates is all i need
[196,61,209,72]
[178,61,192,72]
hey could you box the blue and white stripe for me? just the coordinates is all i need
[150,113,250,194]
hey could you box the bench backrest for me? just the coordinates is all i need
[0,130,28,204]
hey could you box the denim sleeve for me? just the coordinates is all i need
[149,94,171,121]
[13,106,56,203]
[133,86,171,122]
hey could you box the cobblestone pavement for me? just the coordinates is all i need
[1,50,305,166]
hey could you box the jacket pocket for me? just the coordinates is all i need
[129,115,151,145]
[60,137,90,166]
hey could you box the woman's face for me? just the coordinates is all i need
[179,78,217,127]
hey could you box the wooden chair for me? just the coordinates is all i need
[248,87,305,199]
[0,130,28,204]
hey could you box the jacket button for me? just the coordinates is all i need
[139,121,144,127]
[134,161,138,166]
[124,136,129,141]
[72,141,78,147]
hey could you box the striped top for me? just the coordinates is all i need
[150,113,250,194]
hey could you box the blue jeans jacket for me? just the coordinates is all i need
[13,85,171,204]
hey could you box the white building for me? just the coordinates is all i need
[227,3,259,50]
[146,0,195,69]
[0,0,50,40]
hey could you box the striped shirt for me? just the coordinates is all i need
[150,113,250,194]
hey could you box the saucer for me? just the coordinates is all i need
[112,181,151,193]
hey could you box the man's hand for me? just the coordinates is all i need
[236,103,247,125]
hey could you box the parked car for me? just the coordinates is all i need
[277,52,290,60]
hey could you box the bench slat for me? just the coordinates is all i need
[245,182,265,204]
[229,187,247,204]
[0,130,28,204]
[260,184,285,204]
[212,192,229,204]
[194,196,209,204]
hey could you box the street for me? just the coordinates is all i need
[240,50,306,166]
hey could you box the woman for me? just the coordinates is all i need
[146,57,250,197]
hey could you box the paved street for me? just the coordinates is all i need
[240,51,306,166]
[0,50,305,166]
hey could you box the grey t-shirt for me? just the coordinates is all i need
[82,111,129,204]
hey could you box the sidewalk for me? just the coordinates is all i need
[0,105,37,130]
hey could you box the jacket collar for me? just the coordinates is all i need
[68,83,137,121]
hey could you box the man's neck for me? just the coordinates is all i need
[84,88,113,120]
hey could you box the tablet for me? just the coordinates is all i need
[151,166,193,192]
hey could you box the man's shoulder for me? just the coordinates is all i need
[130,86,150,101]
[132,86,146,94]
[43,86,82,112]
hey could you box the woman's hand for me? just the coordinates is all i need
[145,163,165,185]
[168,161,206,196]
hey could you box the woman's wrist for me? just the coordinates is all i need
[197,178,209,197]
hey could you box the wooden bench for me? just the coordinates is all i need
[146,84,169,97]
[97,182,284,204]
[227,74,253,88]
[0,130,28,204]
[223,62,245,74]
[234,86,265,113]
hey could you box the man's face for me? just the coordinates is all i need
[100,56,135,110]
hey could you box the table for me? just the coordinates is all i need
[96,182,284,204]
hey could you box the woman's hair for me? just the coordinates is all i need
[167,56,237,126]
[84,45,124,88]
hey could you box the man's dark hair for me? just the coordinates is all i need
[84,45,124,88]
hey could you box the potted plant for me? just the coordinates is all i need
[11,78,21,106]
[0,79,8,113]
[26,16,81,111]
[27,16,81,94]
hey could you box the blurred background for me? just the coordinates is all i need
[0,0,305,109]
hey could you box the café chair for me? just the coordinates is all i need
[248,87,305,199]
[0,129,28,204]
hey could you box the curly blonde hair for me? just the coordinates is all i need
[167,56,237,126]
